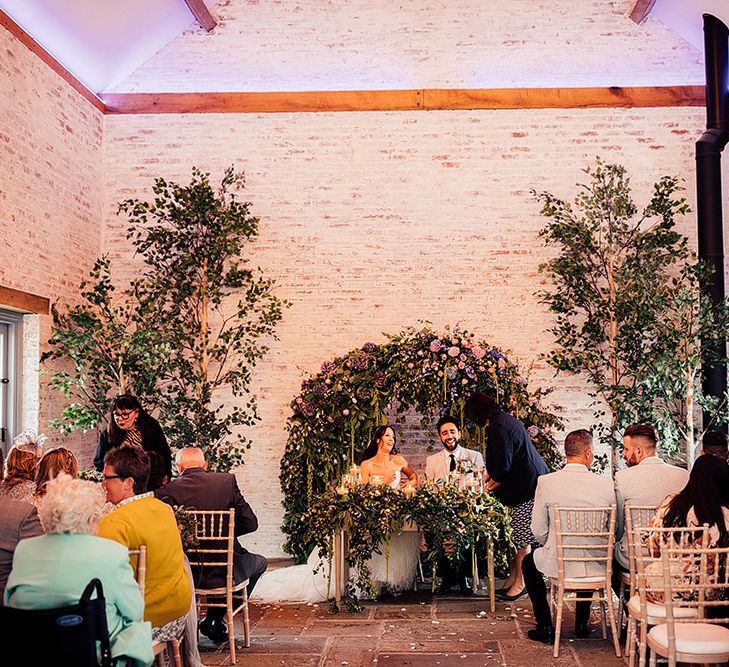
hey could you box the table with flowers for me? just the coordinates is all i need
[304,466,513,612]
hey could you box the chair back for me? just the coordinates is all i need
[624,504,660,594]
[553,505,616,581]
[633,523,710,613]
[128,544,147,596]
[184,508,236,590]
[0,578,113,667]
[654,544,729,664]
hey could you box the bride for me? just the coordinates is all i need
[359,425,420,594]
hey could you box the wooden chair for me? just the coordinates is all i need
[186,508,251,665]
[618,504,659,634]
[128,545,183,667]
[630,524,709,667]
[643,545,729,667]
[620,504,661,662]
[548,505,621,658]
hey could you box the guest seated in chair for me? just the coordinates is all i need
[0,448,43,601]
[522,429,615,644]
[644,454,729,603]
[1,431,45,502]
[156,447,267,644]
[5,473,153,667]
[98,445,192,644]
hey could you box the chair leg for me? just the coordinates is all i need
[626,616,636,667]
[599,596,607,639]
[638,621,648,667]
[227,592,237,665]
[242,588,251,649]
[604,590,622,657]
[618,578,626,629]
[171,638,183,667]
[553,586,565,658]
[648,647,656,667]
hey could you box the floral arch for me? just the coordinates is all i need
[280,324,562,562]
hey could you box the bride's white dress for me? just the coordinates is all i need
[253,471,420,603]
[365,470,420,595]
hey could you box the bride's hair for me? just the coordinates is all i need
[358,424,397,463]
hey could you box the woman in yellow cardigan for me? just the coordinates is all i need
[98,445,191,638]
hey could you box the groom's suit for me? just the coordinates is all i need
[425,446,484,480]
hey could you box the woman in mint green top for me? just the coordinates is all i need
[4,474,153,667]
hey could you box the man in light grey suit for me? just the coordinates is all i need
[0,450,43,601]
[424,416,485,594]
[612,423,688,596]
[425,416,484,481]
[522,429,615,644]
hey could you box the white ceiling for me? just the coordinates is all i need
[0,0,215,91]
[0,0,728,94]
[652,0,729,51]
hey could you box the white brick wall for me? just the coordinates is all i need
[0,26,104,459]
[103,107,705,556]
[107,0,703,93]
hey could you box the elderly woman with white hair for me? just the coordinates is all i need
[4,473,153,667]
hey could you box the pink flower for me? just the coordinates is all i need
[429,339,442,352]
[472,347,486,359]
[448,346,460,357]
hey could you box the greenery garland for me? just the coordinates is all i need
[304,481,513,610]
[280,324,563,563]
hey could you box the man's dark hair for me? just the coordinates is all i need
[436,415,459,433]
[105,445,150,495]
[703,430,729,459]
[564,429,593,458]
[464,392,499,427]
[623,423,657,448]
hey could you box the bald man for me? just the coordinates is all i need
[156,447,267,644]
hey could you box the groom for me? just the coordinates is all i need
[425,415,485,594]
[425,415,485,481]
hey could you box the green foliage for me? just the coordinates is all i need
[117,166,288,471]
[535,159,729,466]
[280,324,562,562]
[44,166,287,471]
[41,257,170,433]
[304,481,512,609]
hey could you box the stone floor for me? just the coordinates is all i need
[197,589,626,666]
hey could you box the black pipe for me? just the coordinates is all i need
[696,14,729,427]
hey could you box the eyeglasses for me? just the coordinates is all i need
[103,475,124,481]
[113,410,135,419]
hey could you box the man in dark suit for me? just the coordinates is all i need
[156,447,267,643]
[0,449,43,601]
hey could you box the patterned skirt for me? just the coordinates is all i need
[508,498,538,549]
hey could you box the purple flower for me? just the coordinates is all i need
[362,342,377,353]
[321,360,337,374]
[352,352,369,371]
[448,346,460,357]
[429,339,442,353]
[465,365,476,379]
[312,382,328,397]
[528,425,539,438]
[446,366,458,380]
[299,400,315,417]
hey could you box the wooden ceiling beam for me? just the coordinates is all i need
[101,85,705,115]
[629,0,658,25]
[183,0,217,32]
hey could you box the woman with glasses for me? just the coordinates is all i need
[93,394,172,480]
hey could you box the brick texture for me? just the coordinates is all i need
[106,0,703,93]
[103,108,705,555]
[0,26,104,461]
